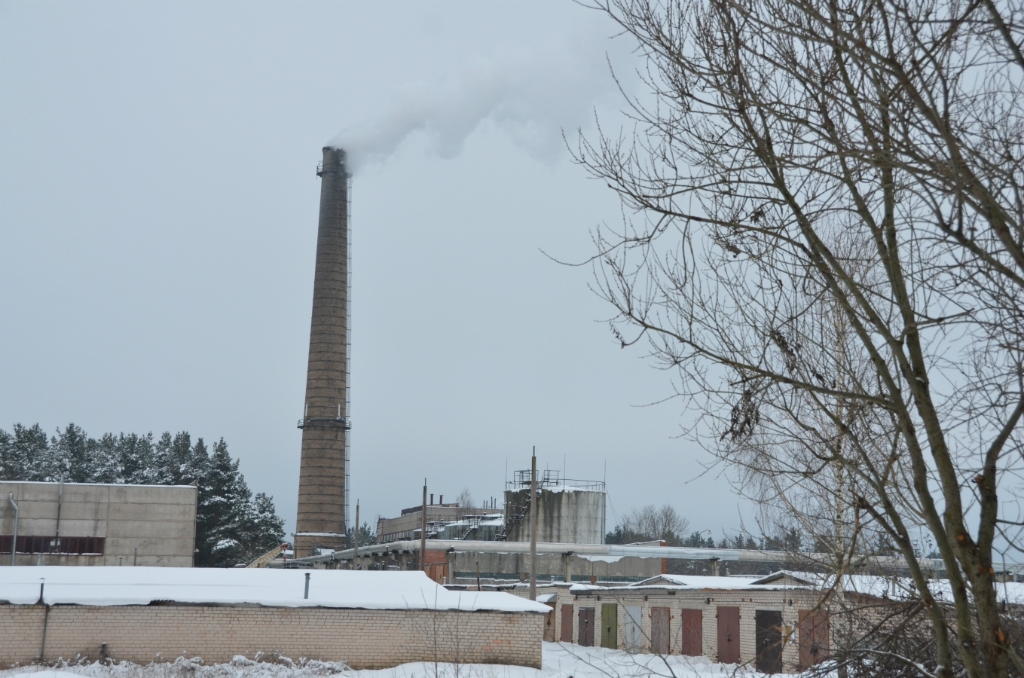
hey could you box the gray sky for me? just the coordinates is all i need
[0,1,754,538]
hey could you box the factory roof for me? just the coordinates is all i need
[0,566,551,613]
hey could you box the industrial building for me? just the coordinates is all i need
[0,567,549,668]
[376,497,504,544]
[1,481,197,567]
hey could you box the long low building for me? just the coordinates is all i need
[506,573,826,674]
[0,566,548,668]
[1,481,197,567]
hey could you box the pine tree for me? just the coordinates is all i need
[90,433,123,483]
[117,433,155,484]
[199,438,246,567]
[238,492,287,563]
[0,424,49,480]
[50,424,91,482]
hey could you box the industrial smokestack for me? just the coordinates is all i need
[294,147,351,556]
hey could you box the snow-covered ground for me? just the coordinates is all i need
[1,643,784,678]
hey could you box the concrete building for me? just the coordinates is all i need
[502,470,605,544]
[1,481,197,567]
[376,496,504,544]
[0,567,549,668]
[287,539,687,585]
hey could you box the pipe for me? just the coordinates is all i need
[54,477,64,554]
[529,450,537,601]
[38,581,49,662]
[8,493,18,566]
[420,481,427,572]
[304,572,310,599]
[290,538,947,573]
[353,501,360,568]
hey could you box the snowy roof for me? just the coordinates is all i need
[568,573,812,595]
[0,566,551,613]
[631,574,762,590]
[749,571,1024,605]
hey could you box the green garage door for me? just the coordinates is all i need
[601,603,618,649]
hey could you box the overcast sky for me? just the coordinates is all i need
[0,1,756,538]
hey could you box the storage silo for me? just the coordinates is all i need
[499,470,606,544]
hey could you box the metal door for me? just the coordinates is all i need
[716,606,740,664]
[624,605,642,653]
[681,609,703,656]
[799,610,830,669]
[601,603,618,649]
[579,607,595,646]
[651,607,671,655]
[561,604,574,642]
[755,610,783,673]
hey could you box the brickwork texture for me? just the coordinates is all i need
[295,146,351,555]
[0,604,543,669]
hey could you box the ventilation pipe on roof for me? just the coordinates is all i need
[7,493,19,566]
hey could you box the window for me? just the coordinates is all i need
[0,535,105,555]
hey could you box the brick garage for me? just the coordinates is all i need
[0,567,547,669]
[507,573,829,673]
[0,604,541,668]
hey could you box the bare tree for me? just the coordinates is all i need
[575,1,1024,676]
[614,504,691,543]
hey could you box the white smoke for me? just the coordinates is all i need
[330,30,637,172]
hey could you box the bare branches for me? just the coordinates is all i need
[576,0,1024,676]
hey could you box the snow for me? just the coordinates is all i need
[751,570,1024,605]
[578,555,624,563]
[567,574,789,595]
[0,643,772,678]
[632,574,762,590]
[0,567,549,614]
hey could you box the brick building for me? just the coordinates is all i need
[0,566,548,668]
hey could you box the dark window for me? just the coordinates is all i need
[0,535,105,555]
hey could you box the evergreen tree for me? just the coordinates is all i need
[346,521,376,549]
[199,438,246,566]
[90,433,122,484]
[117,433,155,485]
[50,423,92,482]
[238,492,287,562]
[0,423,49,480]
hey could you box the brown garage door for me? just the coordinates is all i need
[717,606,740,664]
[681,609,702,656]
[579,607,595,647]
[799,610,830,669]
[561,603,574,642]
[755,609,783,674]
[651,607,671,655]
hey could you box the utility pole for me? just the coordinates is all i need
[529,449,538,601]
[420,480,428,572]
[353,500,360,569]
